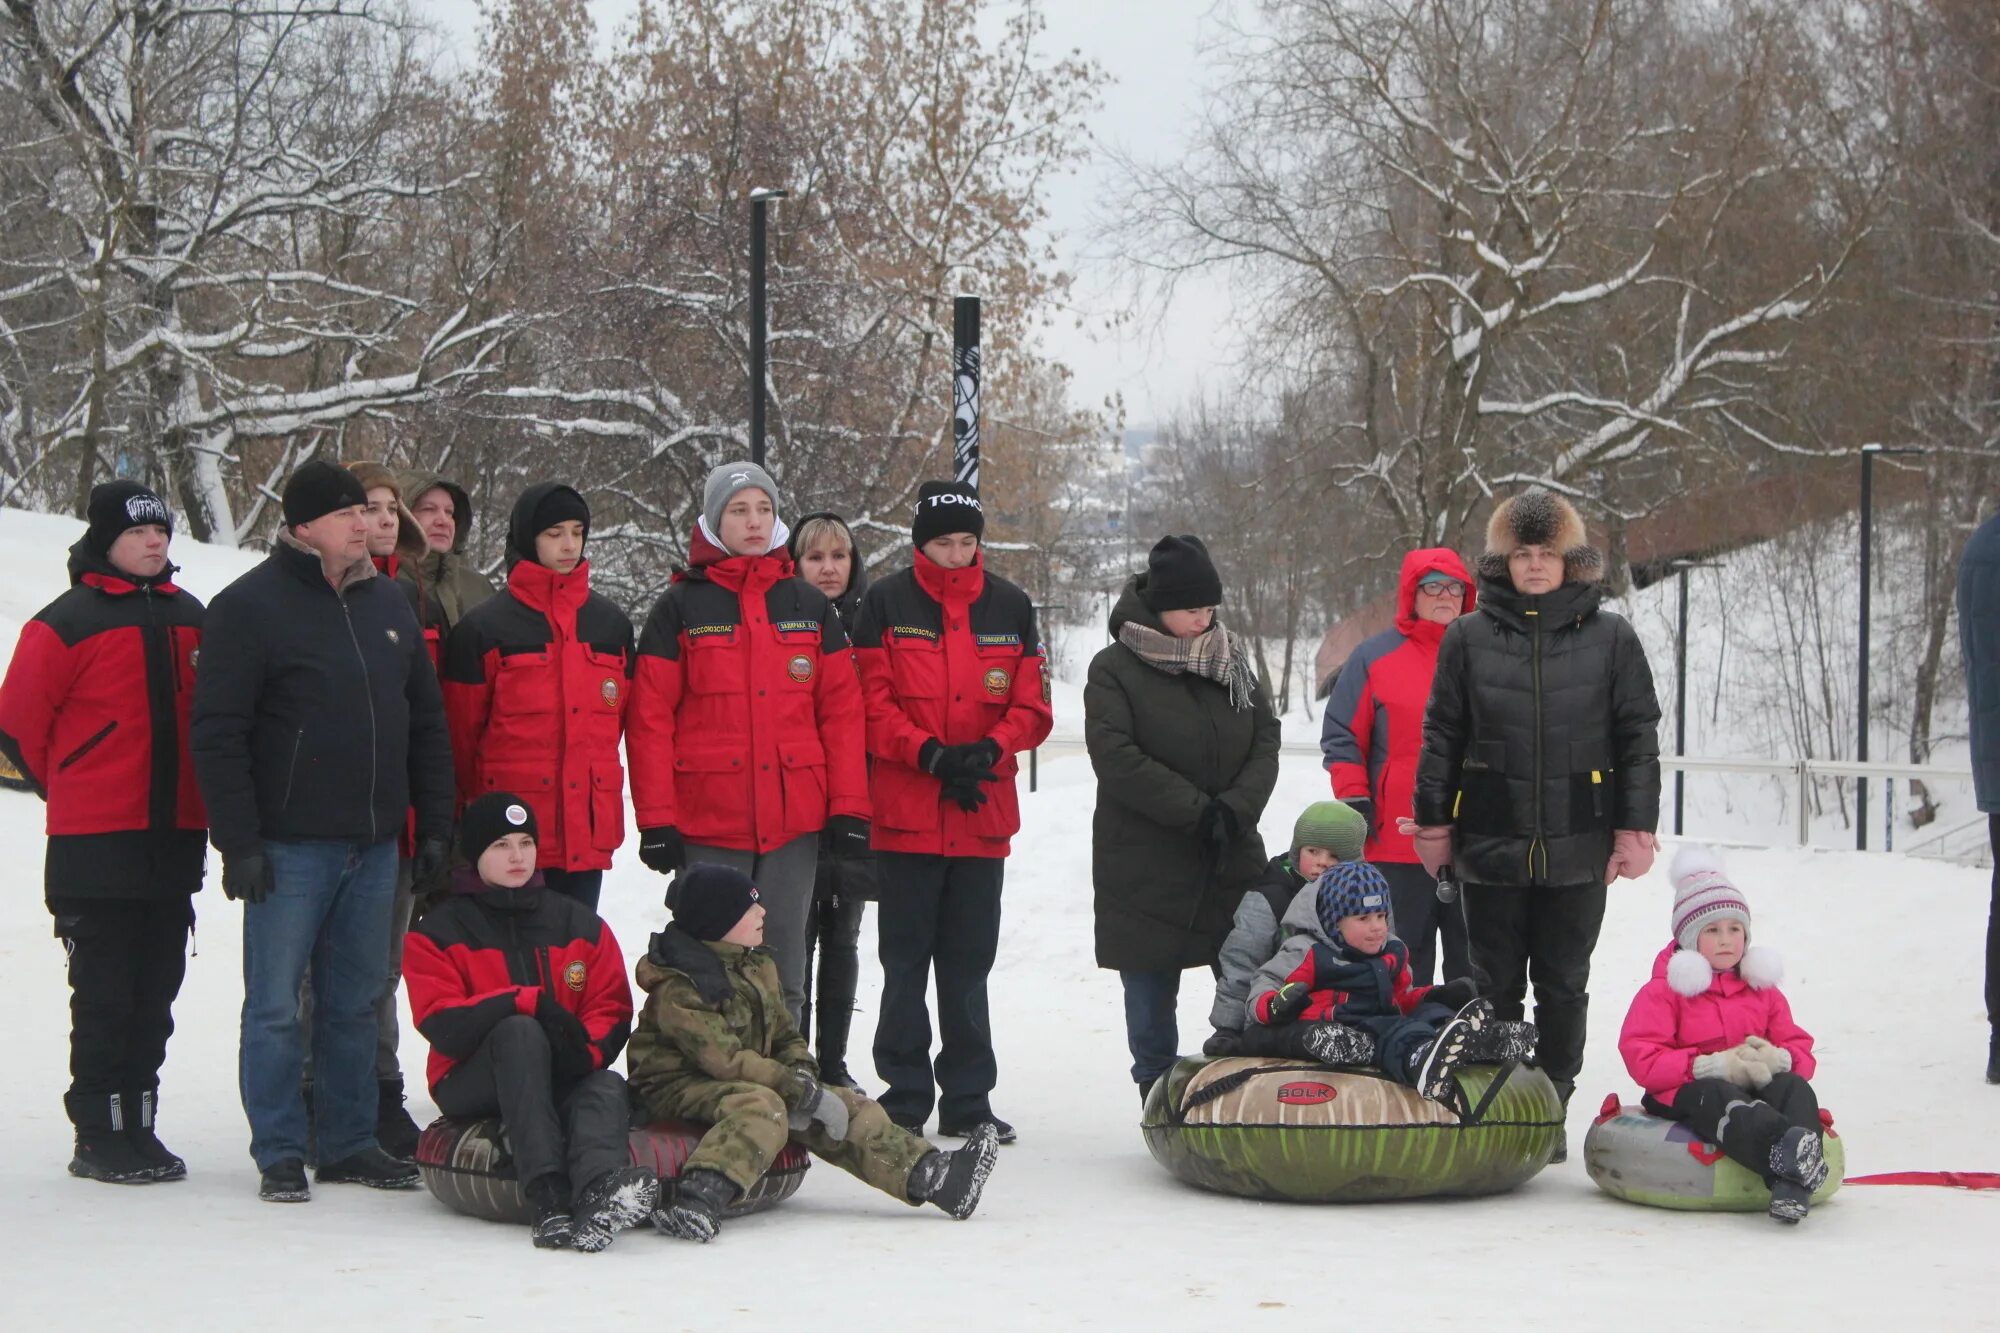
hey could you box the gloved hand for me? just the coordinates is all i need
[223,853,275,905]
[926,739,1002,784]
[1691,1043,1763,1090]
[1604,829,1661,884]
[1426,977,1480,1012]
[638,826,685,875]
[535,993,596,1083]
[942,777,991,813]
[1198,800,1238,855]
[787,1072,850,1142]
[1345,796,1377,842]
[1260,982,1311,1026]
[1741,1035,1793,1083]
[410,835,451,888]
[825,815,872,860]
[1398,817,1453,879]
[1202,1029,1242,1058]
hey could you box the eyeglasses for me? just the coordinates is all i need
[1417,580,1464,598]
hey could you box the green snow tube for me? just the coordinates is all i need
[417,1117,809,1225]
[1582,1096,1845,1211]
[1141,1056,1563,1202]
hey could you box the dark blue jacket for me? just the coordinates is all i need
[191,537,454,857]
[1959,511,2000,813]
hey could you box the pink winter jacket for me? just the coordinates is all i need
[1617,941,1816,1107]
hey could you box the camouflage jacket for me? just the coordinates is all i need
[627,925,816,1114]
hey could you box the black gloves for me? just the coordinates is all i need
[1346,796,1377,842]
[1263,982,1311,1026]
[1202,1029,1242,1058]
[942,778,990,813]
[536,993,596,1083]
[638,826,685,875]
[922,738,1001,783]
[410,835,451,888]
[825,814,872,859]
[222,853,275,904]
[1427,977,1480,1012]
[1198,800,1239,855]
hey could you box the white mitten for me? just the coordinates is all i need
[1691,1044,1761,1090]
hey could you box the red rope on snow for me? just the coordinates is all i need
[1842,1172,2000,1190]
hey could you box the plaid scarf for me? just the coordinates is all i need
[1117,617,1256,712]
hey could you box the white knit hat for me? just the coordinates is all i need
[1669,845,1751,950]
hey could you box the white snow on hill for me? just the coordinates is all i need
[1,509,1995,1329]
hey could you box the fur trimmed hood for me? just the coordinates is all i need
[1476,486,1603,585]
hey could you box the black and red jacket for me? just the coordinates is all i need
[851,553,1053,856]
[0,538,207,899]
[1253,933,1436,1026]
[442,487,635,872]
[627,526,868,853]
[403,866,633,1090]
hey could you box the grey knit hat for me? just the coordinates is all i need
[702,461,781,540]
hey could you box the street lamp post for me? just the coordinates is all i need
[1855,443,1924,850]
[748,188,788,467]
[1671,560,1721,836]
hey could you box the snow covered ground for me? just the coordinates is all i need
[2,509,1996,1329]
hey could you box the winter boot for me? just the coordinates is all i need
[126,1089,187,1181]
[1549,1079,1576,1164]
[1987,1031,1998,1085]
[1768,1126,1829,1192]
[66,1093,158,1184]
[938,1113,1016,1145]
[909,1122,1000,1220]
[375,1078,422,1162]
[316,1145,421,1190]
[1138,1078,1155,1106]
[651,1168,736,1243]
[1767,1178,1812,1225]
[259,1158,311,1203]
[1409,1016,1473,1102]
[815,1000,865,1095]
[1302,1023,1377,1067]
[525,1174,577,1250]
[1462,1020,1538,1065]
[574,1164,660,1243]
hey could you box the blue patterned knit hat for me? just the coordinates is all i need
[1315,861,1393,936]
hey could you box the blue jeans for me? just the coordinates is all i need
[1120,970,1185,1086]
[241,838,397,1170]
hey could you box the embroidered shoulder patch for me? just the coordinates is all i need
[891,626,939,642]
[684,624,736,639]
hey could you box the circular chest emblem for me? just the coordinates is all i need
[600,677,619,707]
[983,667,1010,698]
[788,654,814,683]
[563,960,586,991]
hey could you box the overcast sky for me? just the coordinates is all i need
[411,0,1239,428]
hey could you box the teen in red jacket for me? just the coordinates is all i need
[0,482,205,1184]
[851,482,1053,1140]
[1319,546,1476,985]
[402,792,652,1250]
[443,483,634,913]
[628,461,869,1027]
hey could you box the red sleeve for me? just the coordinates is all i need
[1392,953,1427,1015]
[579,923,635,1069]
[1251,949,1320,1024]
[403,929,539,1060]
[1618,980,1698,1102]
[440,627,494,813]
[815,643,870,820]
[989,638,1055,758]
[0,619,73,796]
[1764,989,1816,1082]
[628,594,684,829]
[1332,671,1376,801]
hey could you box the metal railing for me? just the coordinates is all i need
[1659,756,1974,853]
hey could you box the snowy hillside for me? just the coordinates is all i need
[2,509,1995,1329]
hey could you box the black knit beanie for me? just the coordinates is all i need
[670,862,761,942]
[531,485,590,540]
[460,790,539,864]
[1142,534,1223,612]
[282,459,369,528]
[911,480,985,549]
[85,480,172,557]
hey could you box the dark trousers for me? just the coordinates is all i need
[50,896,192,1122]
[1341,1003,1454,1088]
[803,890,866,1062]
[1120,969,1184,1086]
[1379,860,1471,987]
[1463,878,1608,1096]
[1987,815,1998,1027]
[542,868,604,916]
[872,853,1002,1125]
[433,1014,630,1193]
[1644,1073,1821,1185]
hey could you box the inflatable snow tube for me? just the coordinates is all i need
[1141,1056,1563,1202]
[1582,1096,1844,1211]
[416,1117,809,1225]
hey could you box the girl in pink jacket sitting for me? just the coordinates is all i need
[1617,846,1828,1223]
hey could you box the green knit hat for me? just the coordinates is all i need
[1292,800,1367,863]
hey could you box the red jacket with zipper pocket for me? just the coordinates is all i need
[627,527,868,853]
[850,552,1053,858]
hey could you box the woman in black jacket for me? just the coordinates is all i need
[1409,488,1662,1148]
[788,512,878,1089]
[1085,536,1281,1101]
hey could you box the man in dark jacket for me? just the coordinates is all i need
[192,460,455,1202]
[398,468,499,660]
[1957,507,2000,1083]
[0,482,206,1183]
[1410,488,1661,1151]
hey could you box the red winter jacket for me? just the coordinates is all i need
[0,539,207,898]
[1618,941,1816,1107]
[403,868,633,1089]
[851,553,1053,857]
[1319,548,1476,862]
[443,555,635,872]
[627,528,868,853]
